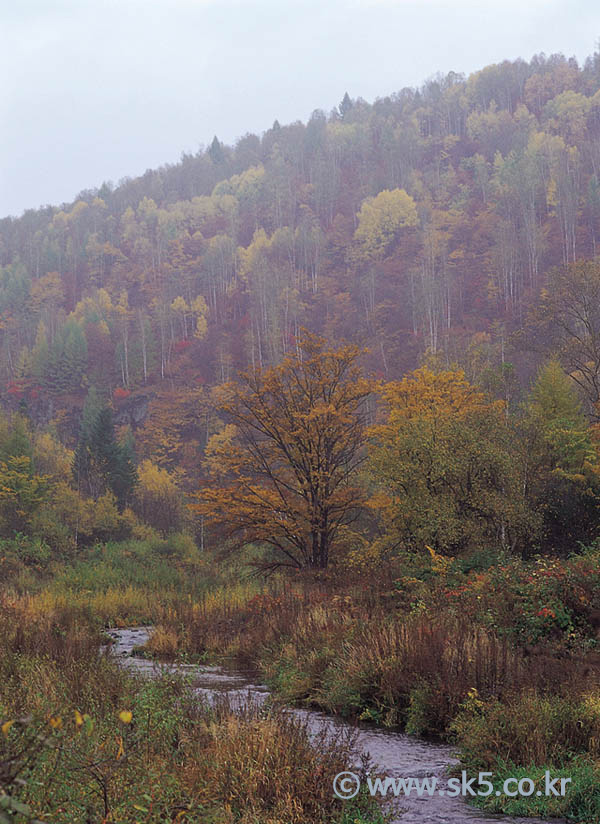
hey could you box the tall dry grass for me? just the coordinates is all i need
[153,581,600,737]
[0,595,383,823]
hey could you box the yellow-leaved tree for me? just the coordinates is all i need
[0,456,49,536]
[134,460,183,535]
[368,367,536,557]
[353,188,418,262]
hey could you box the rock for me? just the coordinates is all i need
[113,394,152,428]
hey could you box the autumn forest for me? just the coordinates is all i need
[3,47,600,824]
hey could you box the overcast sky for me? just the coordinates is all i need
[1,0,598,218]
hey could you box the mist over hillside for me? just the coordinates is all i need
[1,48,600,456]
[5,38,600,824]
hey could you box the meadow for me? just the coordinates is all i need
[0,580,384,824]
[3,534,600,822]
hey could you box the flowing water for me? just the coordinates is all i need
[106,627,562,824]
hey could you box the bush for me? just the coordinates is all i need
[470,758,600,822]
[443,552,600,646]
[451,689,600,771]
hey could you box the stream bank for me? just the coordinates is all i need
[106,627,562,824]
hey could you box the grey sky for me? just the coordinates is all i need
[1,0,598,218]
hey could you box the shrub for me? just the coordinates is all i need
[470,758,600,822]
[443,552,600,646]
[451,689,600,771]
[0,620,383,824]
[144,625,179,657]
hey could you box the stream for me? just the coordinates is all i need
[106,627,561,824]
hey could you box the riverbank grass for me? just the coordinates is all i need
[0,600,386,824]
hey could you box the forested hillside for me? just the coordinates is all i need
[6,42,600,824]
[1,48,600,508]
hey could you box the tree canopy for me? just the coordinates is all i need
[369,368,535,556]
[193,332,373,569]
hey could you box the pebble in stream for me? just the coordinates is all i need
[105,628,564,824]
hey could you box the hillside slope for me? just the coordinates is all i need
[1,48,600,464]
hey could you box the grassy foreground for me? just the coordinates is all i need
[141,546,600,823]
[0,594,384,823]
[4,537,600,822]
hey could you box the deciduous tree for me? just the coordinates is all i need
[523,359,600,553]
[369,367,535,556]
[525,260,600,411]
[134,459,183,535]
[193,332,373,569]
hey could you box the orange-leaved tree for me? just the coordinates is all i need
[192,332,373,569]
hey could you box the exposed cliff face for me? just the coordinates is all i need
[113,394,153,430]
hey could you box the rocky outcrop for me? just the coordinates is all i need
[113,393,153,429]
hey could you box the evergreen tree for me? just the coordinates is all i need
[73,386,104,498]
[63,321,88,389]
[46,332,65,393]
[208,136,225,164]
[526,360,600,553]
[339,91,353,118]
[2,415,33,462]
[73,387,137,507]
[45,320,88,393]
[111,427,138,509]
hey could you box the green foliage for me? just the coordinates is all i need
[470,759,600,822]
[0,456,48,537]
[74,387,137,508]
[443,551,600,646]
[0,611,383,824]
[451,689,600,822]
[110,427,138,510]
[528,359,595,471]
[524,359,600,554]
[0,261,30,317]
[369,368,537,557]
[44,319,88,393]
[51,537,202,596]
[405,684,435,737]
[0,534,52,588]
[451,688,600,771]
[0,415,33,463]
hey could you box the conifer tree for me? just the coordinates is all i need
[46,320,87,392]
[2,414,33,462]
[209,136,225,164]
[111,426,138,509]
[74,388,137,507]
[73,386,104,498]
[339,92,353,118]
[525,359,600,553]
[63,321,88,389]
[31,321,50,383]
